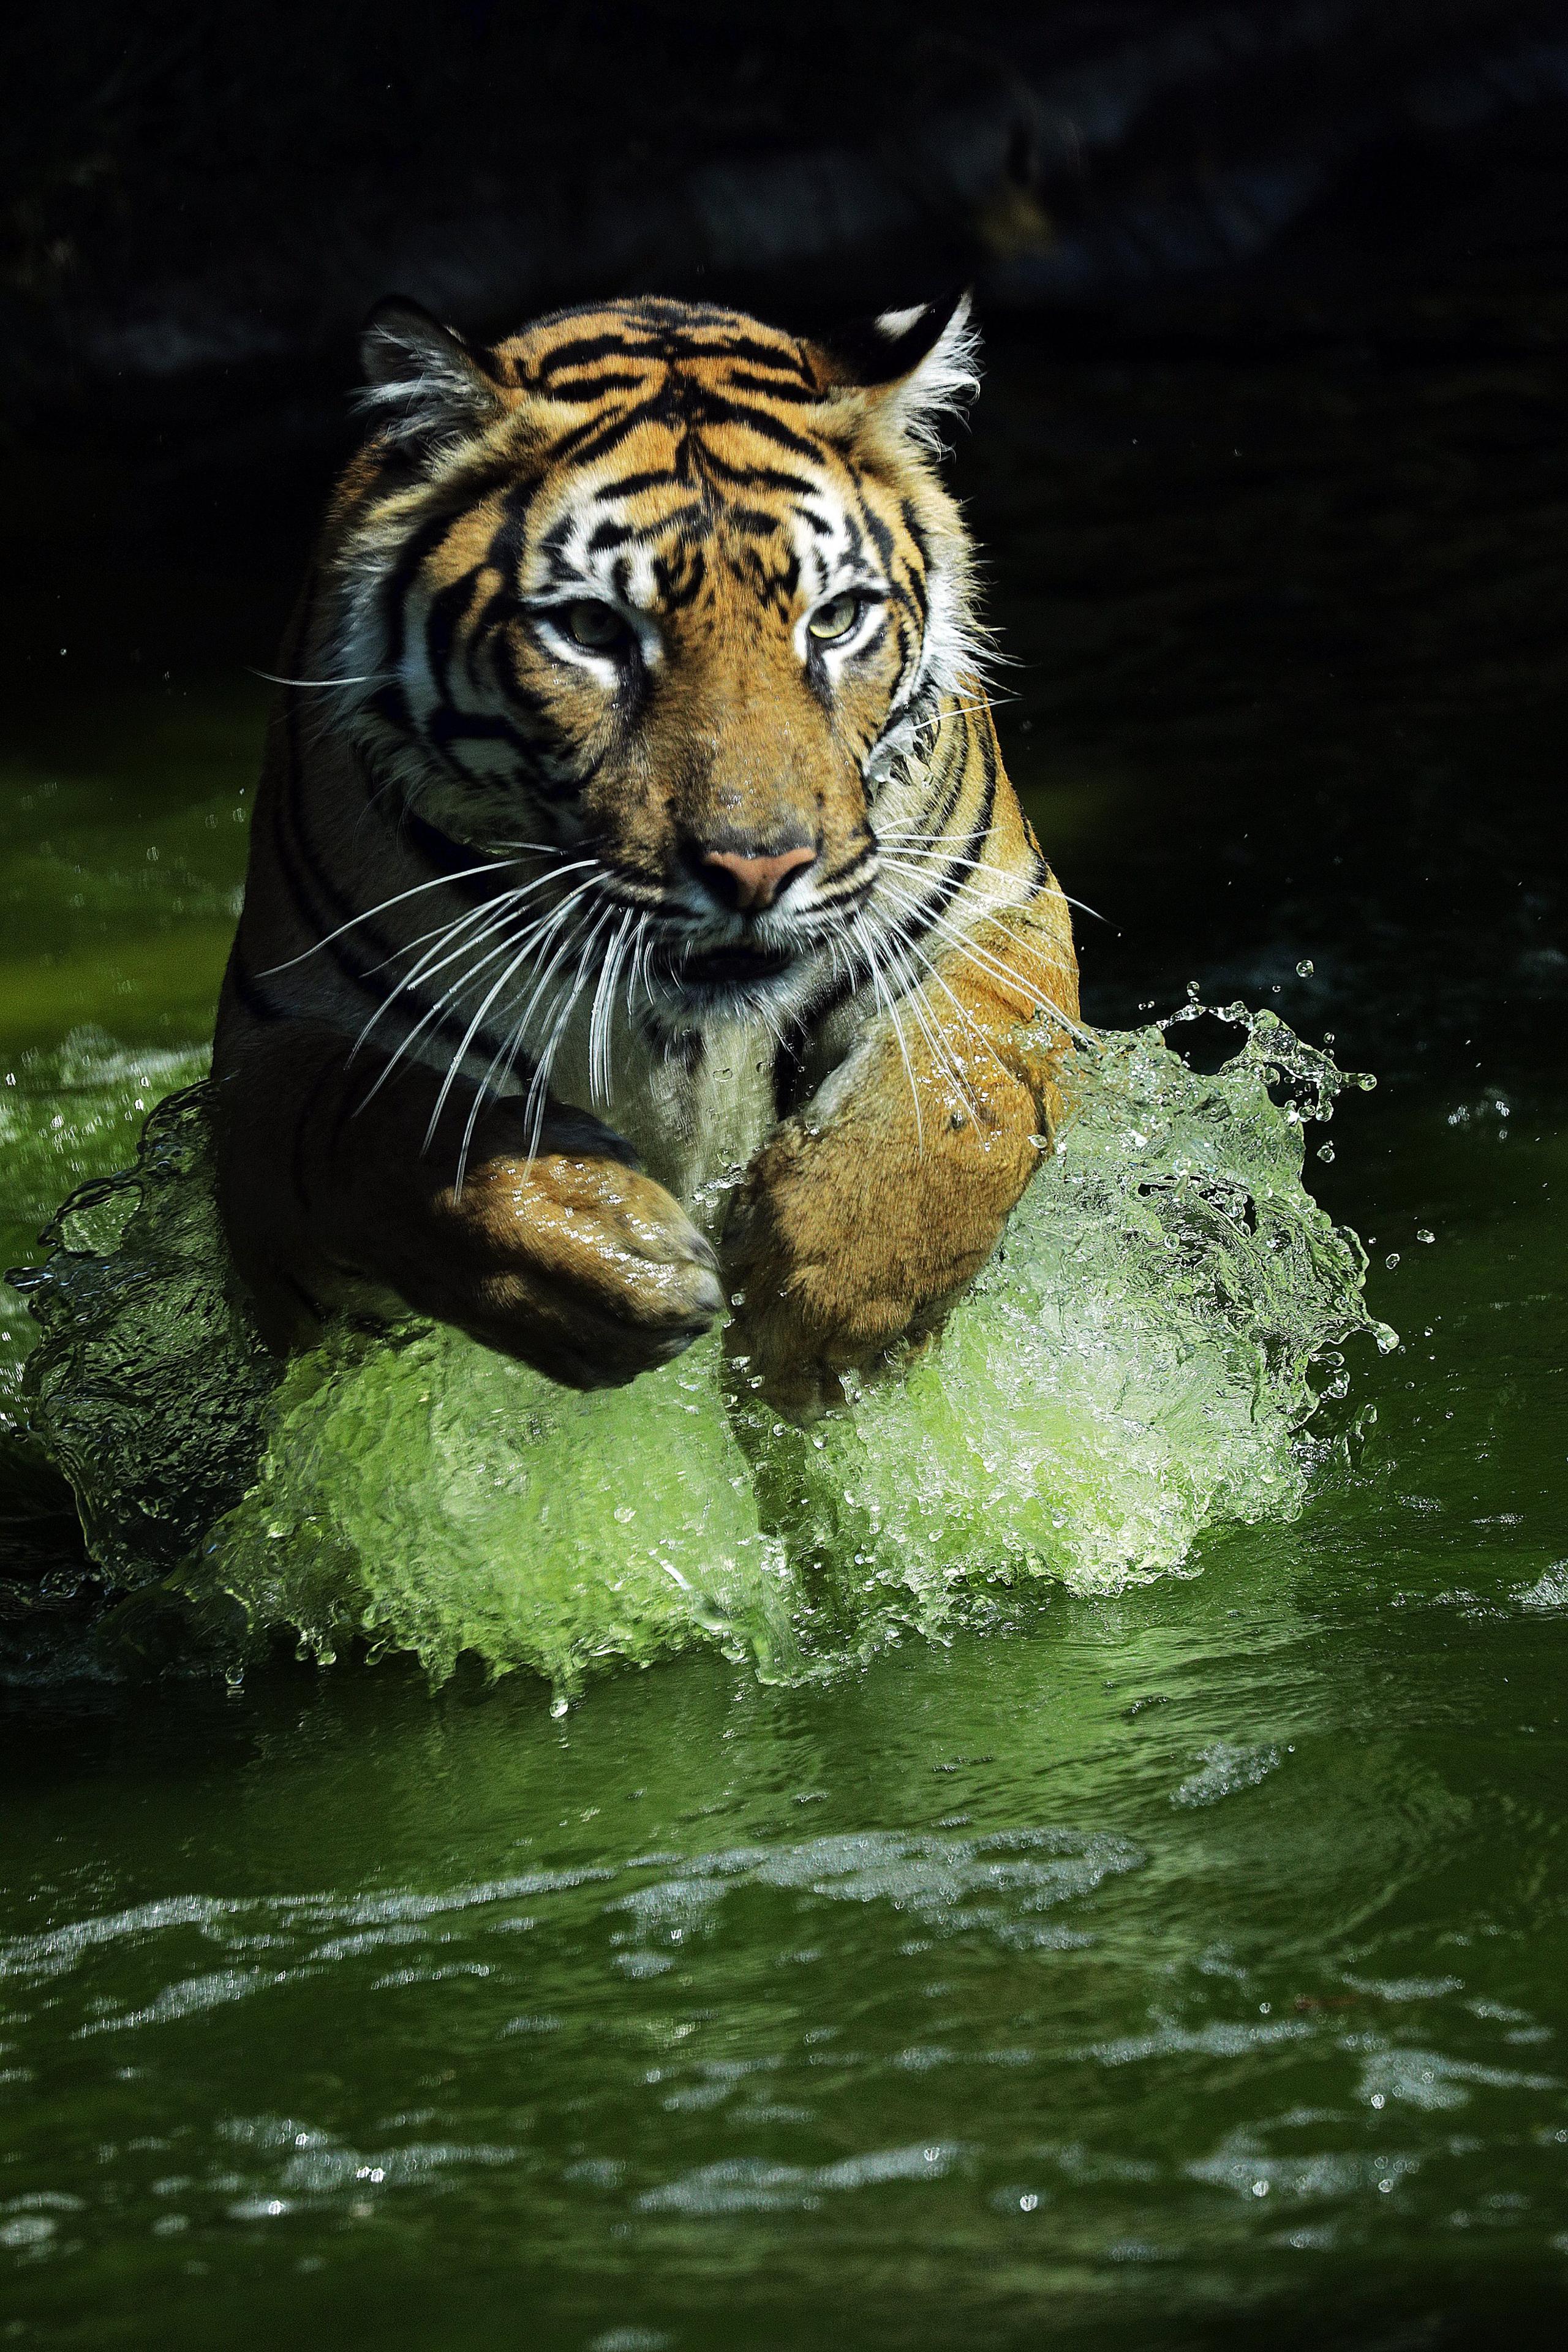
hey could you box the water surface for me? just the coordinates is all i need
[2,328,1565,2346]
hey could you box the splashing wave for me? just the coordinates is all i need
[15,1006,1389,1696]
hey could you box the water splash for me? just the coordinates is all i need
[0,1028,211,1411]
[11,1006,1390,1696]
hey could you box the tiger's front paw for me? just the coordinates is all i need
[430,1155,726,1390]
[722,1112,1032,1423]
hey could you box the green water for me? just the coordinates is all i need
[2,1154,1567,2346]
[4,330,1568,2343]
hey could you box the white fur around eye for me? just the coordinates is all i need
[533,600,662,676]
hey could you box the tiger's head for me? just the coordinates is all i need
[324,294,984,1027]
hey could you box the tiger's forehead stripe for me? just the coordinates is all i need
[477,312,923,624]
[329,292,980,858]
[518,306,820,383]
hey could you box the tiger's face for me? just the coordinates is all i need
[328,296,981,1023]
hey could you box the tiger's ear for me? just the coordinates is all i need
[824,293,981,454]
[355,296,503,452]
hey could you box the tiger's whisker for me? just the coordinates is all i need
[850,916,923,1146]
[251,668,395,690]
[873,884,1091,1048]
[260,858,528,973]
[453,898,601,1193]
[349,899,544,1071]
[878,846,1107,926]
[875,928,984,1119]
[357,917,543,1110]
[523,907,617,1161]
[589,907,636,1102]
[357,876,606,1111]
[870,904,1019,1096]
[353,871,572,981]
[350,875,601,1071]
[452,895,608,1190]
[426,915,581,1151]
[873,864,1081,987]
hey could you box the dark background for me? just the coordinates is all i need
[5,0,1567,1078]
[4,28,1567,2326]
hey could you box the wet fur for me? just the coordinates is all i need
[214,294,1079,1417]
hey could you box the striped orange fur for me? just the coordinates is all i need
[213,293,1079,1416]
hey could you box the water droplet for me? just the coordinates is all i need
[1295,958,1314,978]
[1316,1142,1335,1163]
[1385,1252,1400,1270]
[1416,1227,1434,1245]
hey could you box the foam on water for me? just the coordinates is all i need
[12,1006,1389,1695]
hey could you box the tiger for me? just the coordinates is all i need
[213,291,1081,1422]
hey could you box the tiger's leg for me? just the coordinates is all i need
[213,1020,725,1389]
[722,887,1079,1421]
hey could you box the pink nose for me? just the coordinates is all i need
[699,844,817,913]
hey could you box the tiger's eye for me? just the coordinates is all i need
[562,600,627,650]
[807,593,861,643]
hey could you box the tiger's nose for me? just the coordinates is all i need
[696,843,818,913]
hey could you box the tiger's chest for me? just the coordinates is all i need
[558,1011,782,1238]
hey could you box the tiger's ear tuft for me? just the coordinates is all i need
[826,293,981,455]
[355,297,502,453]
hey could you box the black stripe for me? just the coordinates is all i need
[547,394,671,472]
[377,466,520,673]
[722,371,821,405]
[652,545,707,611]
[687,388,829,462]
[886,766,998,962]
[697,446,819,499]
[544,371,654,398]
[427,704,539,763]
[591,466,684,502]
[536,333,658,376]
[862,506,896,568]
[274,677,366,949]
[423,567,483,703]
[699,335,816,380]
[899,500,930,562]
